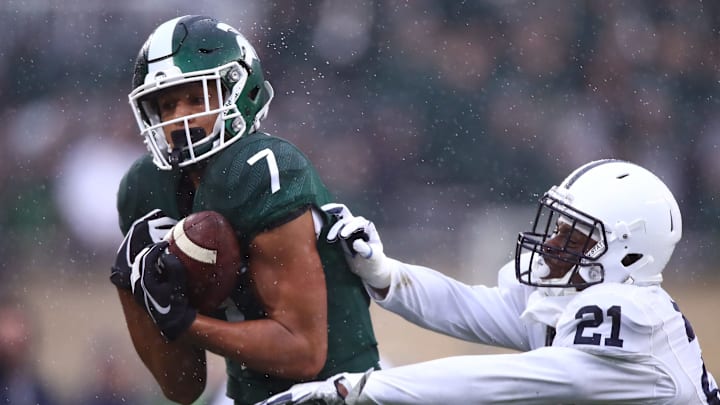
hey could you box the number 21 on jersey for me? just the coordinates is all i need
[573,305,624,347]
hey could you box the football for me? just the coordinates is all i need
[166,210,242,314]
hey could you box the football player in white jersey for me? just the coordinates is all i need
[258,159,719,405]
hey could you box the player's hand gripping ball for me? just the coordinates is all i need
[166,211,242,314]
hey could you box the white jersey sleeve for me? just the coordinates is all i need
[356,346,678,404]
[374,259,535,351]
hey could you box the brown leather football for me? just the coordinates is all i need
[166,211,242,314]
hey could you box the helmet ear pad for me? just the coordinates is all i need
[602,217,675,286]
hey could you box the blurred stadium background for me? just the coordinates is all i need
[1,0,719,403]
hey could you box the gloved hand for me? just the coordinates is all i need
[255,369,373,405]
[131,241,196,340]
[111,209,177,290]
[322,203,392,289]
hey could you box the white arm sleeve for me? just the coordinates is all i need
[355,347,675,404]
[374,259,532,350]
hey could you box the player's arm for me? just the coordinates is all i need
[324,204,529,350]
[186,209,328,379]
[376,261,529,349]
[116,288,207,404]
[110,209,206,404]
[260,346,675,404]
[358,347,675,404]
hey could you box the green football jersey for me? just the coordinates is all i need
[116,132,379,404]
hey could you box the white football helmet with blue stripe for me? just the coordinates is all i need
[516,159,682,290]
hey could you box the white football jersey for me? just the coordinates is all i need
[362,259,719,404]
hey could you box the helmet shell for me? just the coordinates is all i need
[556,159,681,285]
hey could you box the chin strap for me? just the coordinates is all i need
[168,127,207,169]
[169,130,186,169]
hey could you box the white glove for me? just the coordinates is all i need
[255,369,372,405]
[322,203,392,289]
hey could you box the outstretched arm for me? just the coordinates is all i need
[353,348,675,404]
[324,203,529,349]
[259,347,675,405]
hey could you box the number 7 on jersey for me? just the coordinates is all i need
[247,148,280,194]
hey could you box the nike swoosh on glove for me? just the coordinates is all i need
[111,209,177,290]
[131,241,196,340]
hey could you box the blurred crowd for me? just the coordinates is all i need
[2,0,720,264]
[1,0,720,403]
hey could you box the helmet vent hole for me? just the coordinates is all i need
[248,85,260,101]
[198,47,221,54]
[617,173,629,179]
[621,253,642,267]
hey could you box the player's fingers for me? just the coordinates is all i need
[352,239,373,259]
[321,203,351,219]
[130,245,152,293]
[150,219,177,242]
[327,218,349,242]
[365,221,381,244]
[338,216,370,239]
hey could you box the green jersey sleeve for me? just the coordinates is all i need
[194,132,333,242]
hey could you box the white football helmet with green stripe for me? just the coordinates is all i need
[129,15,274,170]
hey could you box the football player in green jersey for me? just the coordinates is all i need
[109,15,379,405]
